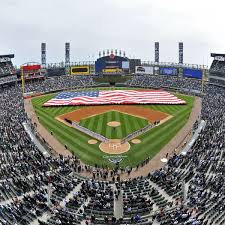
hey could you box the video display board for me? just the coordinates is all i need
[95,55,129,73]
[183,68,202,79]
[160,67,178,76]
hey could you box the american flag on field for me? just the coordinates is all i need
[43,90,186,106]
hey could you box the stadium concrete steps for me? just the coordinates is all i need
[148,179,174,203]
[114,190,123,219]
[59,182,83,207]
[30,213,51,225]
[31,182,83,225]
[0,190,36,206]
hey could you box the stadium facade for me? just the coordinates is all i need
[0,43,225,225]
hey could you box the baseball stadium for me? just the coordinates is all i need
[0,42,225,225]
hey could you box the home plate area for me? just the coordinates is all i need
[99,139,130,154]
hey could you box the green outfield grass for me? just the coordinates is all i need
[32,88,195,168]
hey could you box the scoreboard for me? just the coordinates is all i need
[95,54,129,73]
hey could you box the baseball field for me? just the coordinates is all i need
[32,88,195,168]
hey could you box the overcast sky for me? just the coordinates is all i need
[0,0,224,66]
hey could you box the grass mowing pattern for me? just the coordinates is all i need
[32,89,194,168]
[79,111,149,139]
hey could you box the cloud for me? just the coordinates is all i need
[0,0,224,66]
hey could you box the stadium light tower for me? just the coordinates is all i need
[155,42,159,63]
[65,42,70,75]
[41,43,46,68]
[179,42,184,64]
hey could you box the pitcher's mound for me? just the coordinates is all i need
[99,139,130,154]
[131,139,141,144]
[107,121,121,127]
[88,139,98,145]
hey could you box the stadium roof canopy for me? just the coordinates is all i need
[211,53,225,57]
[0,54,14,59]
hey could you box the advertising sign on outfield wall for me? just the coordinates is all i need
[135,66,154,75]
[70,66,90,75]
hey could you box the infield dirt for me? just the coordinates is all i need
[57,105,169,123]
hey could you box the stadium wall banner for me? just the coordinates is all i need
[22,65,41,71]
[102,68,122,73]
[135,66,154,75]
[70,66,90,75]
[21,64,41,78]
[183,68,202,79]
[160,67,178,76]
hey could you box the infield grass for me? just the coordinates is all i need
[32,88,195,168]
[80,111,149,139]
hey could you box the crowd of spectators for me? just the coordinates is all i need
[126,75,204,93]
[210,60,225,74]
[0,75,223,225]
[23,75,97,93]
[0,61,14,76]
[209,59,225,87]
[0,75,17,84]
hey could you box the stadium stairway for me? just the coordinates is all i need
[148,180,174,203]
[114,187,123,219]
[31,178,84,225]
[0,189,38,206]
